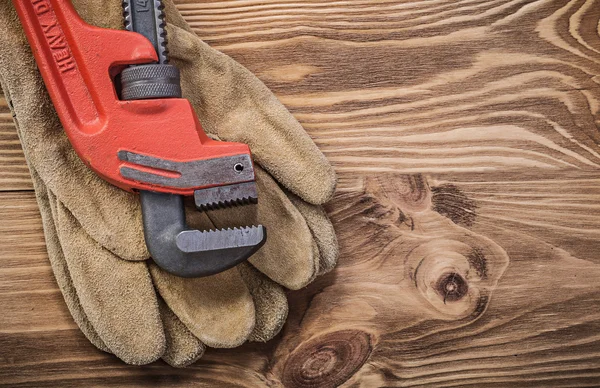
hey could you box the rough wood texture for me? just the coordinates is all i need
[1,0,600,387]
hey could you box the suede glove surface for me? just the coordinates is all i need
[0,0,338,366]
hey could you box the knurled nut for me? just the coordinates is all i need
[120,64,180,82]
[121,83,182,100]
[121,64,182,100]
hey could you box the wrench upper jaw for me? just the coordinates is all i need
[141,186,266,278]
[194,182,258,211]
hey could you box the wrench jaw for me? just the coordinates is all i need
[126,155,266,277]
[141,188,266,278]
[194,182,258,211]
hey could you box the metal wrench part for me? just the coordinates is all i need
[194,182,258,211]
[141,192,266,278]
[118,151,255,189]
[122,0,266,277]
[123,0,168,64]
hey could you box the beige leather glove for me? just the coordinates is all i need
[0,0,338,366]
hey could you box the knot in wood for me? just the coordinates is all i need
[437,272,468,303]
[282,330,372,388]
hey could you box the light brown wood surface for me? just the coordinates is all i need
[2,0,600,386]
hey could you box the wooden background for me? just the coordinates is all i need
[2,0,600,386]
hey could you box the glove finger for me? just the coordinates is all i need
[165,22,337,205]
[158,299,206,368]
[31,166,109,353]
[237,262,288,343]
[52,197,165,365]
[287,194,339,275]
[207,166,320,290]
[0,2,148,262]
[150,262,255,348]
[42,170,204,366]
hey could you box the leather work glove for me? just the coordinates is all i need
[0,0,338,366]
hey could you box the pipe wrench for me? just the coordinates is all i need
[12,0,266,277]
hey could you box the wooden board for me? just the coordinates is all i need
[1,0,600,386]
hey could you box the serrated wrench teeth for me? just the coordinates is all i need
[194,182,258,211]
[177,226,265,253]
[122,0,169,64]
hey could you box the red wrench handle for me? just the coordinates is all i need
[13,0,254,195]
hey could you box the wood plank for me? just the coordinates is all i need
[176,0,600,174]
[2,170,600,386]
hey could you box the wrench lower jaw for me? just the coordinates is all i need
[152,238,262,278]
[153,232,266,278]
[140,190,266,278]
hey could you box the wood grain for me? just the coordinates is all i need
[299,172,600,387]
[175,0,600,174]
[1,0,600,387]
